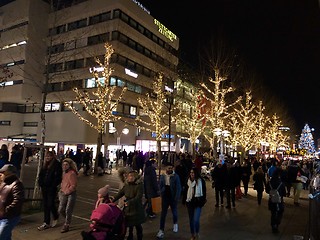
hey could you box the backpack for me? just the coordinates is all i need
[269,183,282,203]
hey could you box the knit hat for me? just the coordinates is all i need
[98,185,110,197]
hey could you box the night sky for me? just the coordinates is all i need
[138,0,320,140]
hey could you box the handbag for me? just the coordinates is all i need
[151,196,162,213]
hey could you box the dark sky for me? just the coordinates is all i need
[138,0,320,139]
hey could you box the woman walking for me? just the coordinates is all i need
[58,158,78,233]
[184,168,207,240]
[253,166,267,205]
[112,170,145,240]
[37,151,62,231]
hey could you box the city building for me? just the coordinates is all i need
[0,0,182,159]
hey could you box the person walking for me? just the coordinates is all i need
[184,168,206,240]
[58,158,78,233]
[156,163,182,239]
[267,169,286,233]
[211,160,226,207]
[37,151,62,231]
[9,145,23,178]
[112,170,145,240]
[253,166,267,205]
[143,159,159,218]
[225,161,237,208]
[0,164,24,240]
[241,160,252,196]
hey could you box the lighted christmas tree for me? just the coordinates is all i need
[298,123,316,154]
[66,43,127,171]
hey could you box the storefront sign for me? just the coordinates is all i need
[151,132,174,139]
[154,19,177,42]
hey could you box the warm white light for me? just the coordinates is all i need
[122,127,129,135]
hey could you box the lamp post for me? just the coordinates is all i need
[109,126,129,150]
[213,128,230,159]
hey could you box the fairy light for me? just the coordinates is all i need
[200,69,242,148]
[65,42,127,135]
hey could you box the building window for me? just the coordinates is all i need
[130,106,137,116]
[24,122,38,127]
[89,12,111,25]
[0,121,10,126]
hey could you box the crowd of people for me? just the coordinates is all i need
[0,144,318,240]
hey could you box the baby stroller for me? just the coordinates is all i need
[81,203,126,240]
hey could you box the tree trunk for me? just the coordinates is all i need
[95,131,103,174]
[157,139,162,177]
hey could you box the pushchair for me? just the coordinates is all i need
[81,203,126,240]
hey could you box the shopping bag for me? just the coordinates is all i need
[236,186,242,200]
[151,196,162,213]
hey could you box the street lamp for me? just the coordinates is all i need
[213,128,230,158]
[109,126,129,148]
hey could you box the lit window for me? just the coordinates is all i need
[86,78,96,88]
[52,103,60,111]
[44,104,51,112]
[130,106,137,116]
[6,62,14,66]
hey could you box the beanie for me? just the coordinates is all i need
[98,185,110,197]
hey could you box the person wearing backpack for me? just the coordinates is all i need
[267,168,286,233]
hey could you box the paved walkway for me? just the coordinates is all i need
[13,168,310,240]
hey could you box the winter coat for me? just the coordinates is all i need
[113,175,146,227]
[253,171,267,192]
[211,164,227,190]
[225,166,239,189]
[267,176,286,212]
[143,165,159,198]
[0,174,24,219]
[60,169,78,195]
[38,159,62,190]
[159,172,182,202]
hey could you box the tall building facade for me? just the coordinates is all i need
[0,0,180,157]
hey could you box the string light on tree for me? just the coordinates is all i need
[65,43,127,172]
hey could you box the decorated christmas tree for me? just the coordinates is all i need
[298,123,316,154]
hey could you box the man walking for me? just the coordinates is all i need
[156,164,181,239]
[0,164,24,240]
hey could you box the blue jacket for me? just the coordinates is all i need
[159,172,181,202]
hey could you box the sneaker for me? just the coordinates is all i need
[156,230,164,238]
[173,223,178,233]
[51,219,58,228]
[148,214,156,218]
[61,224,69,233]
[38,223,50,231]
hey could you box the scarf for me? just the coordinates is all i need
[186,178,203,202]
[164,171,175,186]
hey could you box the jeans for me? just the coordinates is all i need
[187,206,202,235]
[58,191,77,225]
[0,216,21,240]
[160,197,178,230]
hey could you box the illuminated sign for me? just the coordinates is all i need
[125,68,138,78]
[132,0,150,14]
[89,66,104,73]
[154,19,177,42]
